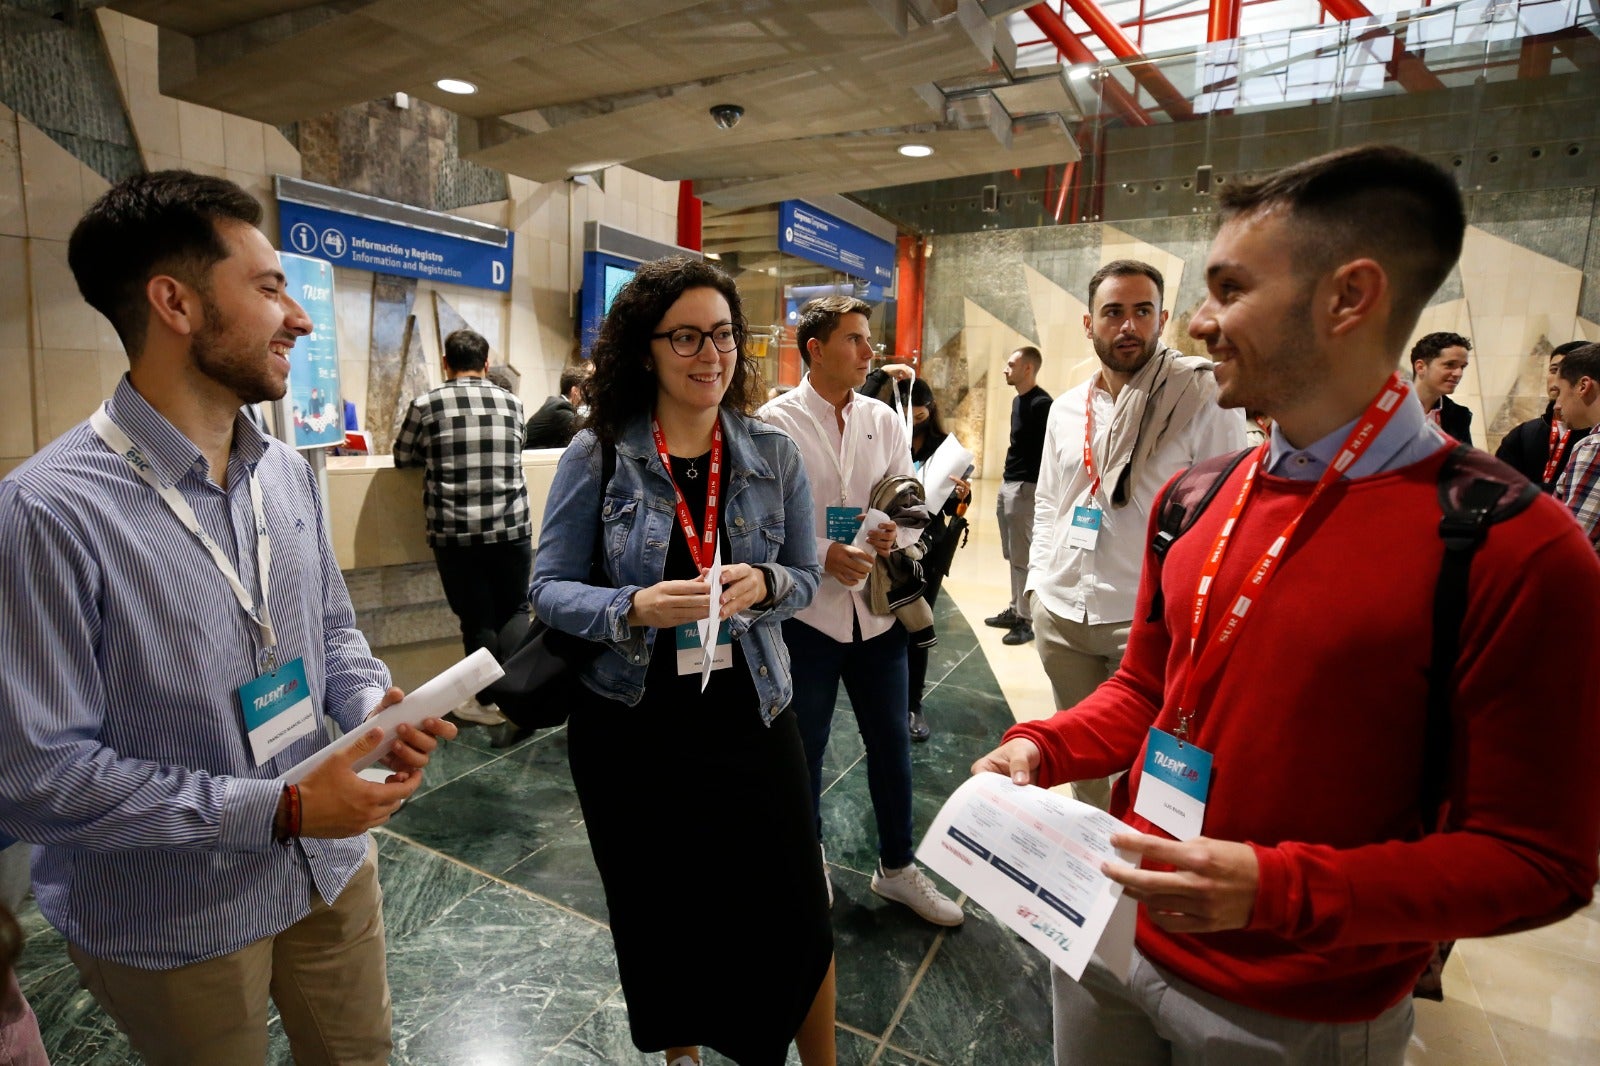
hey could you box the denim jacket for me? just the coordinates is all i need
[530,411,820,722]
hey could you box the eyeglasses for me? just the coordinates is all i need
[650,325,740,358]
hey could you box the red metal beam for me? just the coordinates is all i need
[1319,0,1446,92]
[1060,0,1196,119]
[1025,4,1153,127]
[1207,0,1241,42]
[676,181,701,251]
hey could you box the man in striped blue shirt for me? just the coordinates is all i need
[0,170,456,1064]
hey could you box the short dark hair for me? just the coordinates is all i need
[1087,260,1164,309]
[68,169,263,355]
[558,364,590,396]
[1557,344,1600,386]
[1011,345,1043,371]
[586,256,758,443]
[1219,145,1465,349]
[1410,331,1472,366]
[444,329,490,372]
[1552,340,1590,361]
[795,295,872,366]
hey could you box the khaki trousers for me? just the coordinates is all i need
[1031,599,1133,811]
[68,842,391,1066]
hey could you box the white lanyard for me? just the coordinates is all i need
[797,387,860,508]
[90,405,279,670]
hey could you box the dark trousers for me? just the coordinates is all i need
[784,618,914,869]
[432,538,532,698]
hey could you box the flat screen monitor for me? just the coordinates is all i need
[579,251,639,357]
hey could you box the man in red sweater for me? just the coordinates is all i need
[973,145,1600,1063]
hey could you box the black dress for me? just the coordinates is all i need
[566,451,833,1065]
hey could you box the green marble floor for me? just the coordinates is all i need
[19,598,1052,1064]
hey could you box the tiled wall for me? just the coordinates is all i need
[0,9,679,479]
[924,188,1600,476]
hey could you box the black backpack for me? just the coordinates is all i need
[1148,443,1537,1000]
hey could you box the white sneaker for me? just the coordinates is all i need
[871,862,964,926]
[451,700,507,726]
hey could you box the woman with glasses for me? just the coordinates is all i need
[531,257,835,1066]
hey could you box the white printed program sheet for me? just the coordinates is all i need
[917,774,1136,980]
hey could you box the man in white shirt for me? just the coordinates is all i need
[1027,260,1247,809]
[761,296,963,927]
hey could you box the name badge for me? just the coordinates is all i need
[238,656,317,766]
[1066,505,1102,550]
[826,505,863,544]
[676,621,732,676]
[1132,728,1212,841]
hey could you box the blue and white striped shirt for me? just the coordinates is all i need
[0,377,390,968]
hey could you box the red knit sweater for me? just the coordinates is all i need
[1007,446,1600,1021]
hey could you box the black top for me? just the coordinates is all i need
[1495,407,1591,492]
[1003,384,1053,483]
[1431,394,1474,447]
[525,395,578,449]
[644,452,758,707]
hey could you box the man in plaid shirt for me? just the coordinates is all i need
[393,328,531,724]
[1554,343,1600,553]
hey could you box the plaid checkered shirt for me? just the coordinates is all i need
[1557,431,1600,554]
[392,377,531,547]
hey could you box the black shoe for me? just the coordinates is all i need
[1001,621,1035,646]
[984,607,1020,629]
[489,721,536,749]
[909,710,930,742]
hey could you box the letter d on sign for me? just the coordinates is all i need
[492,260,506,285]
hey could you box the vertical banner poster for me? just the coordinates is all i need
[279,252,344,450]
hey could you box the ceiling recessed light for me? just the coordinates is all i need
[434,78,478,95]
[1069,65,1094,82]
[898,143,933,158]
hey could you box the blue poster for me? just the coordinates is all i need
[778,201,895,288]
[278,199,512,293]
[278,253,344,450]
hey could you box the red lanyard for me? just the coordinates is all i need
[1175,373,1411,741]
[650,416,723,572]
[1082,382,1102,498]
[1544,420,1570,483]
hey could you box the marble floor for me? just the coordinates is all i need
[16,477,1600,1065]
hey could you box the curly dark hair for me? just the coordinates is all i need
[585,256,760,443]
[1409,331,1472,366]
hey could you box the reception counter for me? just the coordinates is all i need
[327,449,565,692]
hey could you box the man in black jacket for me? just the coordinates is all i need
[525,364,589,448]
[1410,331,1474,444]
[1496,341,1592,490]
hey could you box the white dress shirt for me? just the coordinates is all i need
[1027,373,1248,625]
[759,374,912,643]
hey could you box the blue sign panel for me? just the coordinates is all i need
[278,200,512,292]
[778,201,895,288]
[279,253,344,450]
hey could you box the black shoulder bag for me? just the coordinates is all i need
[481,440,617,738]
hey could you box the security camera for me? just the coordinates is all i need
[710,104,744,130]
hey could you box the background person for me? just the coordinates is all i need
[986,346,1052,645]
[526,362,590,448]
[1409,331,1474,443]
[1027,260,1245,811]
[1496,340,1591,490]
[1553,343,1600,550]
[530,257,835,1066]
[393,328,531,728]
[858,367,971,741]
